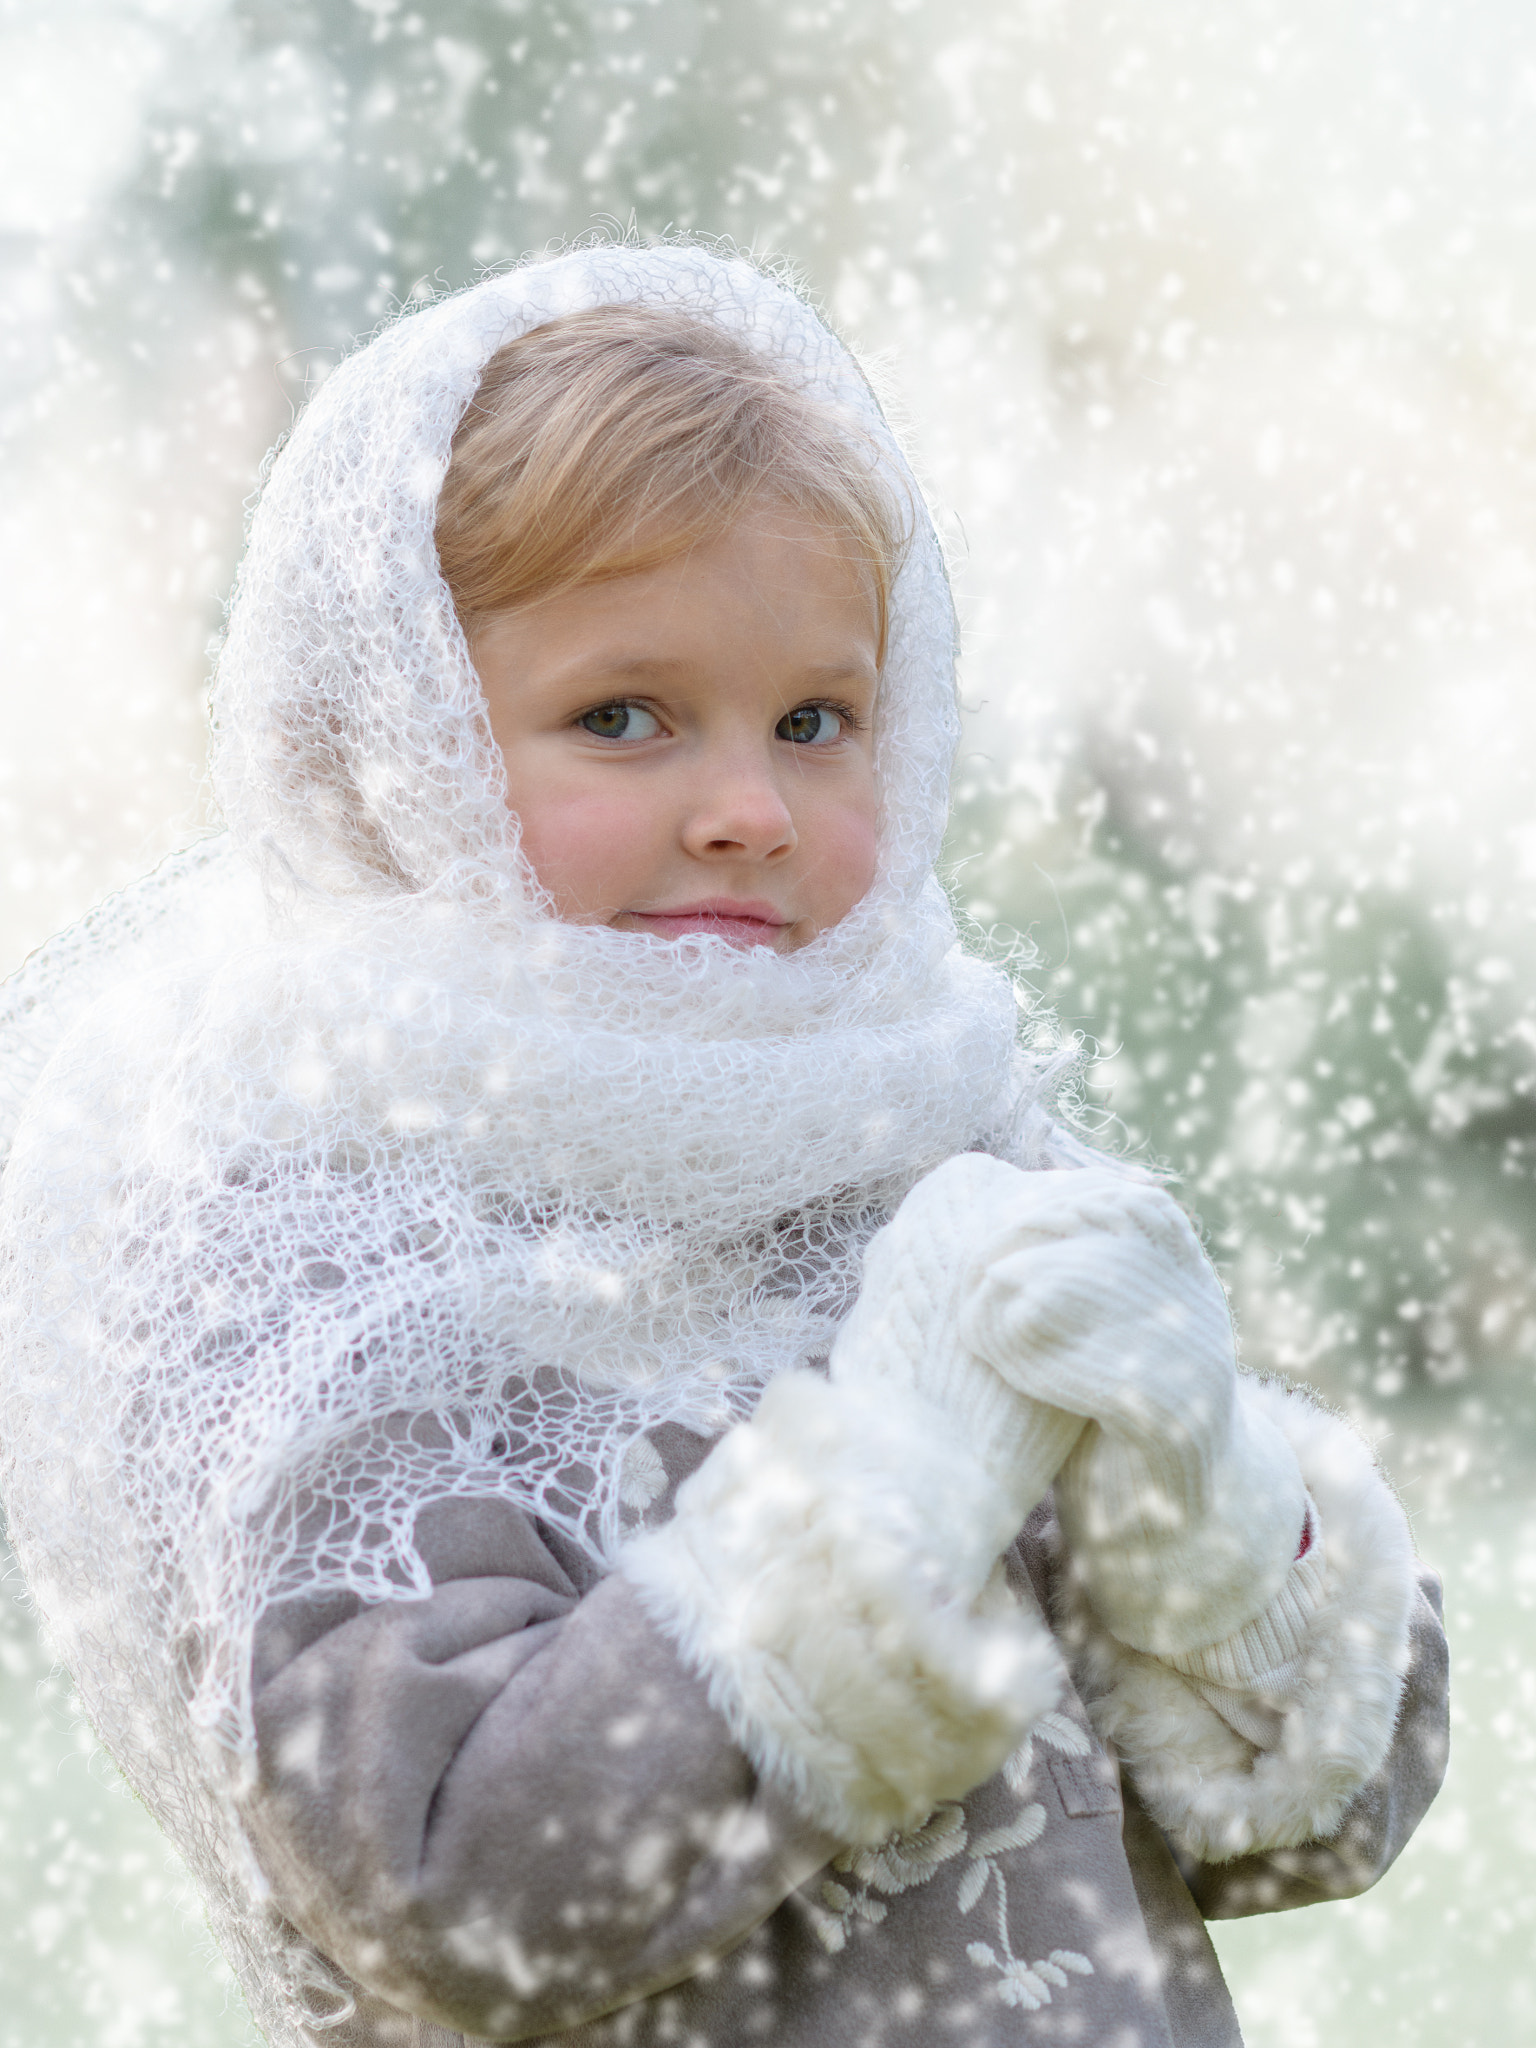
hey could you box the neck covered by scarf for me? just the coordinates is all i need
[0,244,1074,2045]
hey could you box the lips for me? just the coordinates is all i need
[626,899,789,948]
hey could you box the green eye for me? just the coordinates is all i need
[777,706,844,745]
[580,703,660,741]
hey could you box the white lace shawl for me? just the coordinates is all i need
[0,243,1074,2043]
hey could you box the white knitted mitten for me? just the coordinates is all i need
[623,1152,1090,1847]
[959,1167,1311,1660]
[830,1153,1086,1526]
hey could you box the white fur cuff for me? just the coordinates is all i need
[622,1372,1063,1847]
[1062,1379,1417,1862]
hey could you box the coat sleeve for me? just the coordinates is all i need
[1177,1564,1449,1917]
[240,1491,837,2043]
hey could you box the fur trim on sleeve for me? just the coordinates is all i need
[1057,1378,1418,1862]
[621,1371,1063,1847]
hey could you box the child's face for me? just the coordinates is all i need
[472,504,881,952]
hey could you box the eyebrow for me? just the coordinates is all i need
[561,655,878,690]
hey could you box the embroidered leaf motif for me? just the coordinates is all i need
[957,1838,1096,2013]
[811,1909,846,1956]
[815,1797,1095,2022]
[968,1803,1047,1860]
[998,1964,1053,2010]
[1035,1710,1091,1757]
[817,1804,965,1948]
[841,1801,968,1893]
[1002,1737,1034,1792]
[1049,1949,1094,1975]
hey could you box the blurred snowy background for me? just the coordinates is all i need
[1,0,1533,2040]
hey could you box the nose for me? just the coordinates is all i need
[680,744,798,863]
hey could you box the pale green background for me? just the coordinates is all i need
[3,0,1534,2038]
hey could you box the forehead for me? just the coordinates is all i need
[474,510,882,694]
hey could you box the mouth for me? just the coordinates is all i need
[623,900,791,948]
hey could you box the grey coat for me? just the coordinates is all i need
[241,1418,1448,2048]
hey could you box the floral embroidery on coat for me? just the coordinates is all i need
[811,1710,1097,2013]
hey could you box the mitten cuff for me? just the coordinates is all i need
[1058,1381,1417,1862]
[622,1371,1063,1846]
[1166,1504,1327,1693]
[1054,1390,1311,1658]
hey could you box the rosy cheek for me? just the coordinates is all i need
[814,804,880,924]
[511,788,655,918]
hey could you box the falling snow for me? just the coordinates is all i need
[3,1,1535,2042]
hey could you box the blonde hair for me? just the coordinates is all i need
[435,304,908,659]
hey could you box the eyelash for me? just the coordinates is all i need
[575,698,865,738]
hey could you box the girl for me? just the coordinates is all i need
[0,243,1446,2047]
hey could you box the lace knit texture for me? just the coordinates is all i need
[0,244,1081,2047]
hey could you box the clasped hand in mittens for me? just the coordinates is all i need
[957,1166,1310,1660]
[829,1152,1087,1534]
[835,1154,1310,1667]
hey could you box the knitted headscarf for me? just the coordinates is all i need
[0,243,1070,2044]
